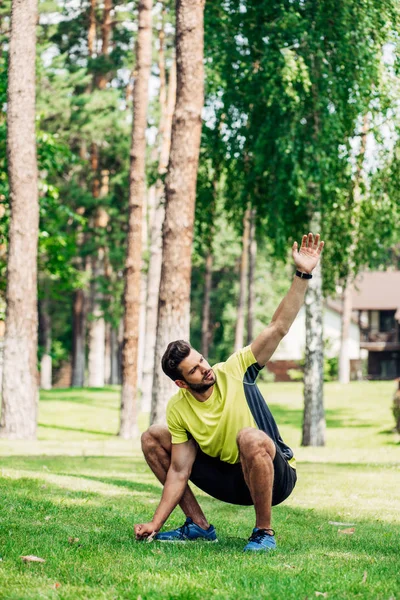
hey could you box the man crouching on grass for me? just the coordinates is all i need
[135,233,324,552]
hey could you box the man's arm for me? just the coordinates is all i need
[134,439,197,539]
[251,232,324,368]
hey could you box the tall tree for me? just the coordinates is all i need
[151,0,205,424]
[119,0,153,438]
[0,0,39,438]
[141,51,177,412]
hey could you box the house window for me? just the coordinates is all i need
[379,310,396,333]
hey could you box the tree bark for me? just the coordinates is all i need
[97,0,112,89]
[0,0,39,439]
[247,207,257,345]
[302,213,325,447]
[110,326,119,384]
[151,0,205,424]
[39,295,52,390]
[119,0,152,439]
[141,57,177,413]
[234,205,251,351]
[88,0,97,57]
[71,288,86,387]
[88,251,106,387]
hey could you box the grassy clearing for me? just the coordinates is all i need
[0,382,399,599]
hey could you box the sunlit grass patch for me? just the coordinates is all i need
[0,382,399,599]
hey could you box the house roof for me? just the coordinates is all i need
[351,272,400,317]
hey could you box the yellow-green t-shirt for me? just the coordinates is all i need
[166,346,295,467]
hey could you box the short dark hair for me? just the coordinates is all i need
[162,340,192,381]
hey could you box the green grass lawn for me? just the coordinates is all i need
[1,382,399,599]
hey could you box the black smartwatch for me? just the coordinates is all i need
[295,270,312,280]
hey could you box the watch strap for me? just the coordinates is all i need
[296,270,312,280]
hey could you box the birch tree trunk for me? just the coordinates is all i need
[119,0,152,439]
[141,57,177,413]
[247,207,257,344]
[151,0,205,424]
[0,0,39,439]
[234,205,251,351]
[302,214,325,446]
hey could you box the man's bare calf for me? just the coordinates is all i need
[237,427,276,530]
[141,425,209,530]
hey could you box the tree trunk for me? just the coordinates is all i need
[201,251,213,358]
[39,295,52,390]
[151,0,205,424]
[104,320,111,384]
[0,0,39,439]
[141,56,176,413]
[302,214,325,446]
[119,0,152,439]
[72,288,86,387]
[234,205,251,351]
[110,326,119,384]
[338,116,369,384]
[88,0,97,56]
[88,252,106,387]
[247,207,257,344]
[136,189,149,391]
[97,0,112,89]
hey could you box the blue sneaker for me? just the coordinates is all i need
[243,528,276,552]
[155,517,217,542]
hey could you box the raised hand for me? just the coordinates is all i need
[292,233,324,275]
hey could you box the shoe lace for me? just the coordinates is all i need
[248,528,275,543]
[177,519,192,539]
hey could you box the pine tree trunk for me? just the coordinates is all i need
[141,58,176,413]
[96,0,112,89]
[88,252,106,387]
[39,295,52,390]
[110,327,119,384]
[72,288,86,387]
[234,206,251,351]
[302,211,325,446]
[136,190,149,391]
[0,0,39,439]
[247,207,257,344]
[201,251,213,358]
[88,0,97,56]
[119,0,152,439]
[104,321,111,384]
[151,0,205,424]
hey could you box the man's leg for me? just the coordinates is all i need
[236,427,276,530]
[141,424,209,530]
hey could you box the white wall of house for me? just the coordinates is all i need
[273,306,361,361]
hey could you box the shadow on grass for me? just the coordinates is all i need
[268,403,377,430]
[38,423,116,437]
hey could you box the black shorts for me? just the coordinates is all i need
[189,446,297,506]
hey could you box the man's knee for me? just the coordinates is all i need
[237,427,276,461]
[141,424,171,454]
